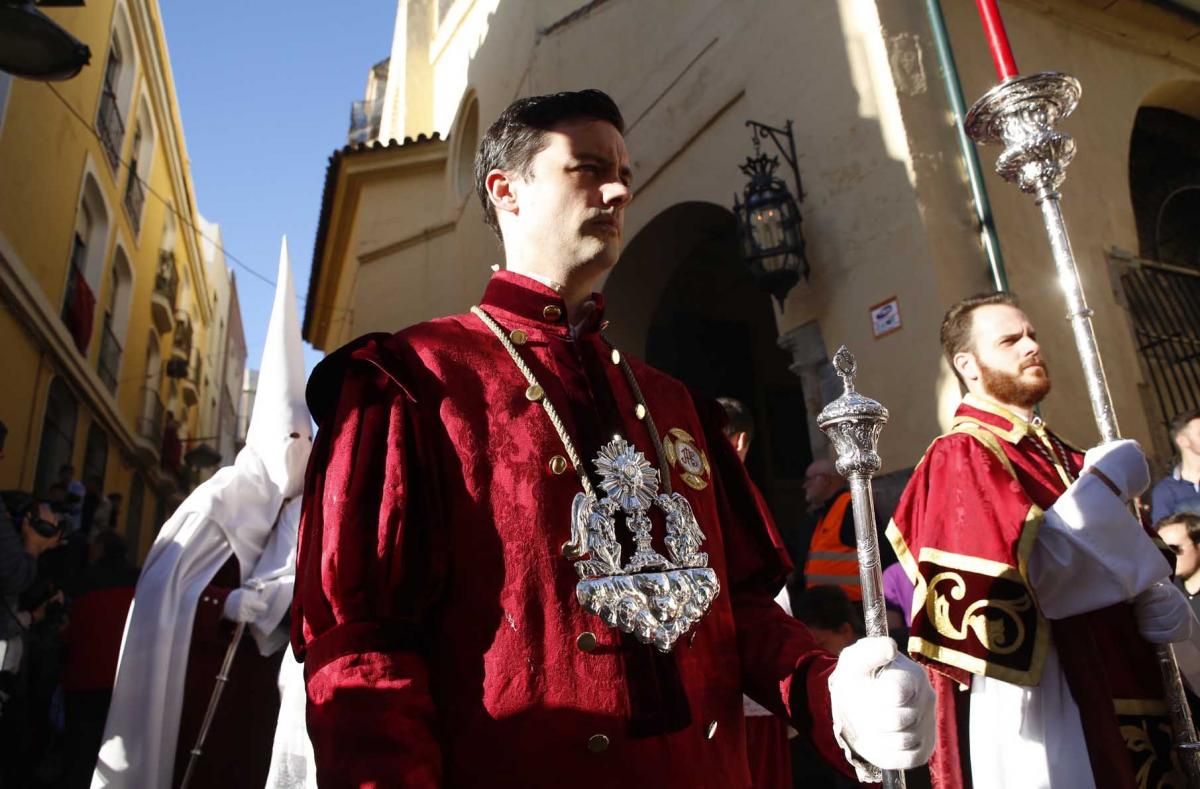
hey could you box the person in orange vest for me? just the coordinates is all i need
[801,459,862,602]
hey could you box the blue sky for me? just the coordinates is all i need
[159,1,397,374]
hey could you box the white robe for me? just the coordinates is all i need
[264,649,317,789]
[92,448,295,789]
[967,470,1194,789]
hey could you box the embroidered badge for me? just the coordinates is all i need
[663,428,710,491]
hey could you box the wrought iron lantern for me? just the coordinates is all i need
[0,0,90,81]
[732,120,809,306]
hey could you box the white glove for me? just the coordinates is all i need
[1133,581,1196,644]
[223,587,269,623]
[828,636,936,780]
[1082,439,1150,501]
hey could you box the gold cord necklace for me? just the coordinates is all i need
[469,304,719,653]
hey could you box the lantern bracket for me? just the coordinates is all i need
[745,120,804,203]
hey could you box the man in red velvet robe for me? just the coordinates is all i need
[293,89,936,788]
[888,292,1200,789]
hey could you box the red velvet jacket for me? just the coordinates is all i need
[292,272,851,788]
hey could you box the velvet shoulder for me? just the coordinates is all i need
[305,316,482,427]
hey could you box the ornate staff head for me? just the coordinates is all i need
[817,347,889,479]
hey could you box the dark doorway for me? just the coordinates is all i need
[33,378,79,496]
[606,202,810,545]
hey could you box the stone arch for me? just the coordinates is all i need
[605,201,811,545]
[1123,80,1200,443]
[450,90,479,202]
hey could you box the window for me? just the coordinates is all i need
[96,5,138,172]
[33,378,78,496]
[98,248,133,392]
[63,175,110,354]
[96,40,125,169]
[123,119,147,230]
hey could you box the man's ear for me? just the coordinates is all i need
[486,169,519,218]
[953,351,979,384]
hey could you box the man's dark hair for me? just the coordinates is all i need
[474,89,625,241]
[940,291,1020,385]
[1169,408,1200,444]
[1156,511,1200,545]
[792,585,863,636]
[716,397,754,441]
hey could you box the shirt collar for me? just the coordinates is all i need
[953,393,1032,444]
[479,270,606,336]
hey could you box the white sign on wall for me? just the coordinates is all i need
[870,297,901,338]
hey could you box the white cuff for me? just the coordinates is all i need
[1029,474,1171,619]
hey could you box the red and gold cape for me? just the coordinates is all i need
[888,394,1178,789]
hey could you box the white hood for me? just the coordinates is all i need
[245,237,312,499]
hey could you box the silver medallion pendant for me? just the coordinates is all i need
[563,436,721,652]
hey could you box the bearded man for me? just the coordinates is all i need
[888,291,1200,788]
[293,89,935,788]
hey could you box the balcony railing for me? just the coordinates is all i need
[97,80,124,171]
[138,385,164,447]
[124,172,145,234]
[97,313,122,393]
[348,98,383,146]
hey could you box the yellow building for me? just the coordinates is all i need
[0,0,245,560]
[307,0,1200,534]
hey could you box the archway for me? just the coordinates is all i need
[1124,85,1200,442]
[605,202,811,545]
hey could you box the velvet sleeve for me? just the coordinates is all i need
[292,351,446,789]
[695,400,854,779]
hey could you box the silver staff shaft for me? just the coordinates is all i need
[966,72,1200,784]
[180,619,246,789]
[847,478,889,642]
[818,346,905,789]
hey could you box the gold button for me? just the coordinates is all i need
[510,329,527,345]
[635,404,646,420]
[587,733,610,753]
[705,720,718,739]
[525,384,544,402]
[543,305,562,321]
[611,349,621,365]
[576,631,598,652]
[549,455,568,475]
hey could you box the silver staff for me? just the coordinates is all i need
[817,346,904,789]
[180,578,263,789]
[965,72,1200,780]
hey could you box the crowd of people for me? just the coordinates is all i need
[0,455,139,788]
